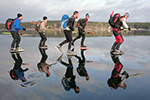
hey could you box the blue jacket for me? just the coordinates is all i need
[14,68,25,81]
[10,17,23,32]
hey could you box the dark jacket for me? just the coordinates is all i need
[79,18,88,29]
[12,54,28,81]
[107,55,123,90]
[67,16,75,31]
[75,53,88,77]
[60,58,77,89]
[65,67,76,89]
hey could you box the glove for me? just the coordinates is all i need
[122,71,129,79]
[128,27,131,31]
[23,27,26,31]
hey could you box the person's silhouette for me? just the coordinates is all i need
[37,48,50,77]
[9,53,28,82]
[75,49,89,81]
[107,54,129,90]
[57,55,80,94]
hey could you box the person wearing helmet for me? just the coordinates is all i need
[73,13,90,48]
[111,12,131,55]
[10,13,26,53]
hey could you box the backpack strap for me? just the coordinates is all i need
[113,14,120,23]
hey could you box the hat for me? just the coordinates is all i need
[124,12,129,17]
[43,16,47,20]
[17,13,22,18]
[86,13,90,17]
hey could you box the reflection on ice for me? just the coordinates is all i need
[0,35,149,100]
[107,54,143,90]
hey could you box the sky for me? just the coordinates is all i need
[0,0,149,23]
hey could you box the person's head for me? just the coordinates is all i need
[124,12,129,19]
[46,72,50,77]
[74,86,80,94]
[119,83,127,89]
[43,16,48,22]
[17,13,23,20]
[86,75,90,81]
[22,78,27,82]
[85,13,90,20]
[73,11,79,19]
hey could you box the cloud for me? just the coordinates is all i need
[0,0,149,23]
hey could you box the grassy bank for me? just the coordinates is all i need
[0,21,150,37]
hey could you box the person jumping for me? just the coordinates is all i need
[110,12,131,55]
[10,13,26,53]
[56,11,79,56]
[73,13,90,48]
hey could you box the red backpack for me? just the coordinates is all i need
[108,13,121,27]
[5,18,17,30]
[77,18,83,27]
[35,21,42,31]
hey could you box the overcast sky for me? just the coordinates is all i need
[0,0,149,23]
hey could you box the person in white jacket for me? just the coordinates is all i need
[121,13,131,30]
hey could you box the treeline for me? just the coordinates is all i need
[0,21,150,29]
[128,23,150,29]
[0,21,150,37]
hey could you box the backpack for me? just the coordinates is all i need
[77,67,87,76]
[5,18,16,30]
[77,18,82,27]
[108,13,121,27]
[59,14,69,30]
[9,69,19,80]
[61,77,71,91]
[35,21,42,31]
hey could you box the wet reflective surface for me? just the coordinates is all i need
[0,35,150,100]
